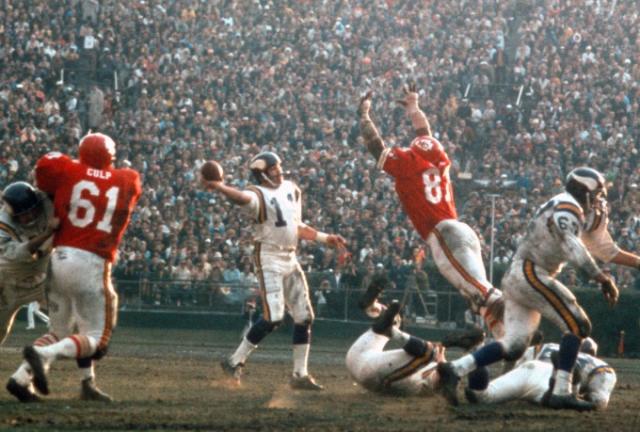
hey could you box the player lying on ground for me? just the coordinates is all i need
[358,84,504,339]
[465,337,616,411]
[346,277,484,396]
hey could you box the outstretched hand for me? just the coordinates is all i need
[396,82,420,113]
[600,277,619,307]
[327,234,348,250]
[358,91,373,118]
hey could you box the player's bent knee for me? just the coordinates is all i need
[503,342,527,362]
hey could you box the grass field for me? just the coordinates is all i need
[1,322,640,431]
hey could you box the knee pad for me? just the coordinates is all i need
[76,357,92,368]
[293,323,311,345]
[246,318,280,345]
[503,342,527,362]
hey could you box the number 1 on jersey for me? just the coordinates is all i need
[270,197,287,227]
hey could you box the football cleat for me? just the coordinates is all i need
[441,327,485,351]
[81,378,113,402]
[22,346,48,395]
[358,275,388,311]
[464,387,480,404]
[436,362,460,406]
[545,393,596,412]
[290,374,324,391]
[371,300,401,337]
[6,378,41,403]
[220,358,243,382]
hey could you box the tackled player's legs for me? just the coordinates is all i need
[427,220,504,338]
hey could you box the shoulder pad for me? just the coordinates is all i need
[553,201,584,223]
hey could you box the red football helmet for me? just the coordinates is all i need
[409,135,441,160]
[79,132,116,169]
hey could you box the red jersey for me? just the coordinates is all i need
[35,152,141,262]
[378,136,457,239]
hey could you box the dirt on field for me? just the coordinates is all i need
[1,326,639,432]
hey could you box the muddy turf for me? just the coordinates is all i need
[1,325,639,431]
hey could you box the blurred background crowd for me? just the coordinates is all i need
[2,0,640,318]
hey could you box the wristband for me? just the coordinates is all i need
[316,232,329,243]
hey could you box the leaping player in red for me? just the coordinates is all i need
[357,84,504,339]
[7,133,141,403]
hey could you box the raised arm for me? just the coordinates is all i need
[358,91,386,161]
[202,179,253,206]
[397,82,432,137]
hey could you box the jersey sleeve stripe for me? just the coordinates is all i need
[554,203,584,222]
[382,352,434,387]
[586,365,615,383]
[523,260,580,335]
[0,222,19,240]
[376,148,392,170]
[247,186,267,223]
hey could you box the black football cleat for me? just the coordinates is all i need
[464,387,480,404]
[371,300,401,337]
[441,327,485,351]
[23,346,49,395]
[436,362,460,406]
[546,393,596,412]
[6,378,41,403]
[358,275,388,310]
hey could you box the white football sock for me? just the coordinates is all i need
[552,370,572,396]
[452,353,477,376]
[11,362,32,386]
[293,344,310,377]
[229,338,257,366]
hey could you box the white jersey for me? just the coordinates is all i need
[0,192,53,309]
[243,180,301,249]
[514,192,602,278]
[519,343,615,395]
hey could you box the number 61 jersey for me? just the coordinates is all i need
[377,136,457,240]
[34,152,142,262]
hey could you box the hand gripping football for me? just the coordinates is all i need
[201,160,223,181]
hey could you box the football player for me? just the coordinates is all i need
[465,338,616,411]
[437,168,634,411]
[347,278,484,396]
[0,182,57,346]
[203,151,347,390]
[9,132,141,403]
[357,84,504,339]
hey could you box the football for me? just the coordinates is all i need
[201,160,223,181]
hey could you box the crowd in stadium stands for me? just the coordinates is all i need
[1,0,640,310]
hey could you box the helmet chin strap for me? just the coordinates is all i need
[260,172,278,188]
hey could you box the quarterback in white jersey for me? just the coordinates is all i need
[202,151,346,390]
[0,182,56,346]
[438,167,639,411]
[466,339,616,410]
